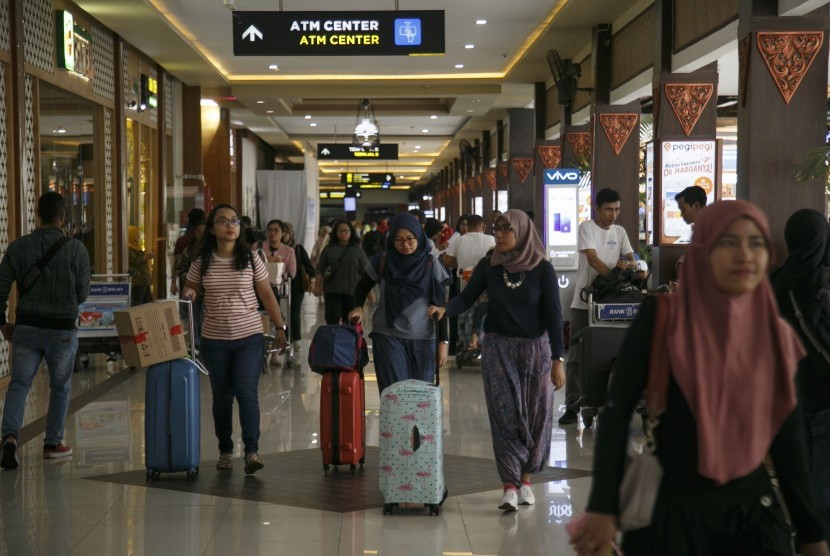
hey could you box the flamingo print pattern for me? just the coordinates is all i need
[378,379,444,505]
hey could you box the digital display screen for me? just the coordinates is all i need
[344,197,357,212]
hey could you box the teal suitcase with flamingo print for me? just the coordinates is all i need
[378,379,445,515]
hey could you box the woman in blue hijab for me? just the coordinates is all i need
[349,212,450,393]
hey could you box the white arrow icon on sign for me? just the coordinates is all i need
[242,25,263,42]
[320,148,331,156]
[386,174,392,181]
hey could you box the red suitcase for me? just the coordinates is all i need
[320,369,365,474]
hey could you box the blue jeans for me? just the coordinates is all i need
[1,325,78,445]
[371,332,436,395]
[200,334,264,454]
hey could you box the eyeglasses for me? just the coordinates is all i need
[216,217,241,227]
[267,227,283,234]
[491,224,514,235]
[394,236,418,246]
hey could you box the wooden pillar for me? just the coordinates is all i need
[650,65,719,285]
[592,101,641,248]
[737,1,830,256]
[181,85,204,210]
[506,108,536,212]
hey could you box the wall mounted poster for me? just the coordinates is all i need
[660,141,716,245]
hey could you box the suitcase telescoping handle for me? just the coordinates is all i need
[433,313,440,387]
[174,298,209,376]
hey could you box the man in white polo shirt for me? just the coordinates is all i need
[559,188,635,425]
[442,214,495,275]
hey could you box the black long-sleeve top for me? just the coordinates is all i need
[587,297,825,543]
[445,257,565,360]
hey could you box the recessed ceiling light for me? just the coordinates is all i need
[430,115,437,119]
[476,19,487,25]
[399,175,405,179]
[474,99,482,103]
[266,110,274,114]
[256,100,265,104]
[268,64,279,70]
[466,109,474,113]
[414,145,421,149]
[465,44,475,49]
[304,114,312,119]
[310,122,317,127]
[422,129,429,133]
[454,64,464,69]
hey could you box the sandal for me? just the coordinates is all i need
[216,453,233,471]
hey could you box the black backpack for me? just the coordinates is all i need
[581,268,646,304]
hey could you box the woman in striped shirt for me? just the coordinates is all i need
[183,204,286,475]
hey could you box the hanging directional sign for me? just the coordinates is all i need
[317,143,398,160]
[341,173,395,187]
[232,11,444,56]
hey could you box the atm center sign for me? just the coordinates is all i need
[233,11,444,56]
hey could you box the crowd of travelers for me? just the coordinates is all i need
[0,189,828,554]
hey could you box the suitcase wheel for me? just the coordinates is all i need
[428,504,441,516]
[383,503,394,515]
[323,464,329,475]
[359,456,365,465]
[350,464,356,474]
[146,470,159,482]
[186,469,198,481]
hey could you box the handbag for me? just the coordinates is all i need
[321,245,350,281]
[256,247,284,286]
[618,296,670,532]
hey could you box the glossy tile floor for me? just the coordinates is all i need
[0,297,608,556]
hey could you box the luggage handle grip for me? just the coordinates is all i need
[171,298,209,376]
[433,313,440,387]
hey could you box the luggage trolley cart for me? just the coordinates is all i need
[577,294,640,428]
[76,274,131,370]
[262,276,293,371]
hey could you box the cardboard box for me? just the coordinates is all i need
[114,301,188,368]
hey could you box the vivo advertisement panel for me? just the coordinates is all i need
[544,168,581,271]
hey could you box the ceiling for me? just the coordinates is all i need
[75,0,653,190]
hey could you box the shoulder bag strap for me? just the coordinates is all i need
[788,290,830,367]
[645,297,671,417]
[20,236,72,295]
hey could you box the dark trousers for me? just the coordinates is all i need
[564,308,589,414]
[324,292,354,325]
[200,334,264,455]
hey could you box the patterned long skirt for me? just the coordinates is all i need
[481,332,553,487]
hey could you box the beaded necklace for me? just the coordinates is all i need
[502,268,526,289]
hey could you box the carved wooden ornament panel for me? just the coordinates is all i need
[498,162,508,180]
[537,145,562,169]
[664,84,713,136]
[756,31,824,104]
[485,169,496,191]
[510,158,534,183]
[599,114,639,156]
[567,132,593,165]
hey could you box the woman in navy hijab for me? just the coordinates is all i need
[349,212,450,393]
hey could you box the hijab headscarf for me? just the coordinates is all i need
[489,209,546,272]
[370,212,444,327]
[782,209,830,346]
[667,200,804,484]
[128,226,141,251]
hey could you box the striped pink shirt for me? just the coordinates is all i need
[186,253,268,340]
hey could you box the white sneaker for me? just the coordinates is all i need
[518,484,535,505]
[498,489,518,511]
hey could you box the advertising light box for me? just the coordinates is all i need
[233,11,445,56]
[544,168,581,271]
[660,141,717,245]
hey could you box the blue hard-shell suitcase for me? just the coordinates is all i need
[145,358,201,480]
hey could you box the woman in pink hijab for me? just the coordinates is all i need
[570,200,828,555]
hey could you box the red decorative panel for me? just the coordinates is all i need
[510,158,534,183]
[536,145,562,169]
[567,132,593,166]
[664,83,713,136]
[498,162,509,180]
[475,175,482,190]
[466,177,475,193]
[485,170,496,191]
[599,113,639,156]
[756,31,824,104]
